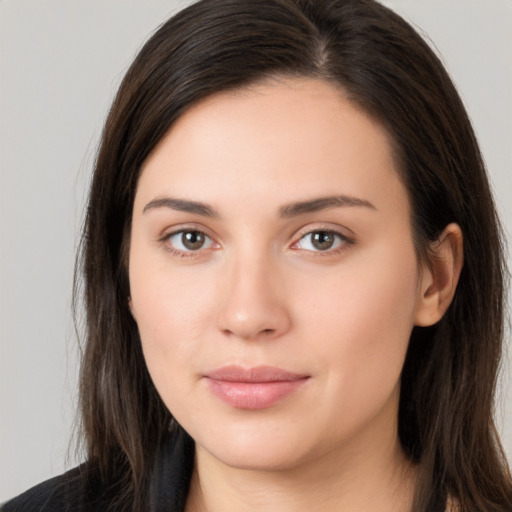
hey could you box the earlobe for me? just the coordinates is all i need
[128,296,137,320]
[414,223,463,327]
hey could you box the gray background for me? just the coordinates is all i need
[1,0,511,502]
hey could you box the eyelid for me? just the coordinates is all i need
[158,224,221,256]
[290,224,356,253]
[156,222,355,256]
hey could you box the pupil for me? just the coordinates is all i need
[183,231,204,250]
[312,231,334,250]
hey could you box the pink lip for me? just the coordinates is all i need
[203,365,310,410]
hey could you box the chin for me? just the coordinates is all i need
[192,420,314,471]
[204,443,309,472]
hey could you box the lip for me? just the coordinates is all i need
[203,365,310,410]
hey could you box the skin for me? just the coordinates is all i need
[129,77,462,512]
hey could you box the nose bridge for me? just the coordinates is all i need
[216,244,290,340]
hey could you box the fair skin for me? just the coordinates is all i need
[129,77,463,512]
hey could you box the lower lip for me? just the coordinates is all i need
[205,378,309,410]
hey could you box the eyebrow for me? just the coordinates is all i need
[143,197,219,217]
[278,195,377,217]
[142,194,376,218]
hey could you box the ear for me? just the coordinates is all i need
[128,296,137,320]
[414,223,463,327]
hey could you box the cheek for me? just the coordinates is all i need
[129,254,220,387]
[296,244,420,390]
[287,251,419,441]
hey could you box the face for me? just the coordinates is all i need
[129,77,432,471]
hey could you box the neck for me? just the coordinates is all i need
[185,420,417,512]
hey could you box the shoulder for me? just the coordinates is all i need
[1,465,108,512]
[2,429,195,512]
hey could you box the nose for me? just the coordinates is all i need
[216,253,292,341]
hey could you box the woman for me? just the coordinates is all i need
[3,0,511,510]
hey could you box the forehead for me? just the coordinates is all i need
[135,77,408,218]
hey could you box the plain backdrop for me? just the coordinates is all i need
[1,0,511,502]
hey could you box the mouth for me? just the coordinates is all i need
[203,365,310,410]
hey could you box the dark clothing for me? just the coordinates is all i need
[1,429,195,512]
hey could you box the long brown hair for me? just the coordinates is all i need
[75,0,512,510]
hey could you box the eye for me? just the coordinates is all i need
[295,230,347,252]
[166,230,215,252]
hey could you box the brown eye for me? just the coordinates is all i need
[182,231,205,250]
[167,230,214,252]
[296,230,346,252]
[311,231,335,250]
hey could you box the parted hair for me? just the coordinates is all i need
[75,0,512,510]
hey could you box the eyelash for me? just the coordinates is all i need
[291,228,354,256]
[159,226,354,258]
[159,228,218,258]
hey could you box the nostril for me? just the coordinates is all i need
[221,327,276,340]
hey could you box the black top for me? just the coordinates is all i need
[1,429,195,512]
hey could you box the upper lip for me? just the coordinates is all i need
[204,365,309,383]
